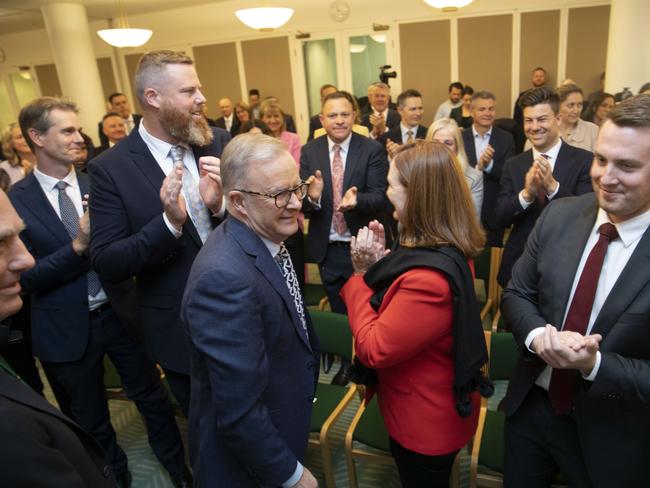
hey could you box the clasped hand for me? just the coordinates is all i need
[532,324,602,375]
[350,220,390,274]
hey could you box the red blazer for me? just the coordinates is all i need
[341,268,479,456]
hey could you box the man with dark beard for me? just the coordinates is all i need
[88,50,230,421]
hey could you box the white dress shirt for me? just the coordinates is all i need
[33,167,108,309]
[224,113,234,132]
[527,207,650,388]
[472,125,494,173]
[434,99,462,121]
[400,122,418,143]
[327,134,353,242]
[518,138,562,209]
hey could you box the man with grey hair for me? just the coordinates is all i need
[89,50,231,425]
[181,133,320,487]
[361,82,400,139]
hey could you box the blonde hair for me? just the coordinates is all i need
[393,140,485,257]
[259,100,286,134]
[425,118,469,172]
[1,123,21,167]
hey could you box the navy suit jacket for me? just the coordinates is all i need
[500,193,650,486]
[214,116,241,137]
[307,114,322,142]
[299,133,388,263]
[360,108,401,134]
[377,124,427,147]
[495,142,593,287]
[181,217,320,487]
[462,125,515,229]
[88,126,230,374]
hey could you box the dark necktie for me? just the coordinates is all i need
[548,222,620,414]
[55,181,102,297]
[406,130,414,144]
[275,244,308,340]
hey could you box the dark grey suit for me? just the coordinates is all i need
[501,193,650,487]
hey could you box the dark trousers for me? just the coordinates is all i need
[42,306,186,480]
[318,242,353,314]
[163,368,190,417]
[504,386,592,488]
[389,437,458,488]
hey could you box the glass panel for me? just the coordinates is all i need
[303,39,337,116]
[0,77,15,129]
[349,35,387,101]
[10,72,39,108]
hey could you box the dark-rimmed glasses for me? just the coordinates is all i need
[234,181,309,208]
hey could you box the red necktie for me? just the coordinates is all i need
[548,222,619,414]
[331,144,348,235]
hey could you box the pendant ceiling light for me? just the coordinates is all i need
[97,0,153,48]
[235,7,294,32]
[423,0,474,12]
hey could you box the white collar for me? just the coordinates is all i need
[532,138,562,161]
[472,125,492,138]
[595,207,650,248]
[138,120,188,161]
[327,133,352,153]
[33,165,78,192]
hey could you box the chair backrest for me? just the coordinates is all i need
[308,310,353,361]
[474,247,492,295]
[489,332,519,381]
[354,396,391,452]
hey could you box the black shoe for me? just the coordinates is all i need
[116,471,132,488]
[331,362,351,386]
[171,465,193,488]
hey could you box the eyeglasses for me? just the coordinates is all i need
[235,181,309,208]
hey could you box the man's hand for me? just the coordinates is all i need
[522,164,541,203]
[72,211,91,255]
[385,138,402,159]
[198,156,223,214]
[532,325,602,375]
[369,113,386,137]
[160,163,187,231]
[339,186,358,211]
[477,144,495,171]
[534,155,559,195]
[306,170,324,202]
[290,467,318,488]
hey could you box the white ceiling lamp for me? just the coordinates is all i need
[235,7,294,32]
[97,0,152,48]
[350,44,367,54]
[423,0,474,12]
[370,34,386,43]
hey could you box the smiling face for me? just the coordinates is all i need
[591,120,650,223]
[369,86,389,112]
[471,97,496,131]
[398,96,423,128]
[261,109,284,137]
[219,98,233,117]
[320,97,354,144]
[523,103,560,153]
[102,115,127,143]
[0,192,35,320]
[29,109,84,169]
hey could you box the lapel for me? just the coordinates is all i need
[343,133,360,190]
[14,173,70,245]
[316,137,334,209]
[592,225,650,338]
[391,127,403,145]
[416,125,428,140]
[552,199,598,325]
[552,142,573,182]
[465,129,477,166]
[227,219,312,351]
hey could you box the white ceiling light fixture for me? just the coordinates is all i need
[235,7,294,32]
[97,0,152,48]
[350,44,367,54]
[370,34,386,43]
[423,0,474,12]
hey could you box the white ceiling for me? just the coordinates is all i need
[0,0,229,34]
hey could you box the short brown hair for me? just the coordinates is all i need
[519,86,559,114]
[393,140,485,257]
[134,50,193,105]
[19,97,78,151]
[607,94,650,129]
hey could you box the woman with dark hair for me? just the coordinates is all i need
[234,101,252,124]
[341,140,491,488]
[450,85,474,129]
[583,92,615,127]
[0,123,35,187]
[237,119,272,136]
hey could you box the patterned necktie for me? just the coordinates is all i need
[406,130,414,144]
[169,145,212,243]
[548,222,620,414]
[275,244,308,340]
[54,181,101,297]
[331,144,348,235]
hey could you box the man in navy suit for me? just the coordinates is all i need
[213,97,241,137]
[11,97,190,487]
[379,88,428,158]
[89,50,230,416]
[300,91,388,314]
[462,90,515,246]
[496,87,592,288]
[360,82,401,139]
[307,84,337,142]
[181,133,320,487]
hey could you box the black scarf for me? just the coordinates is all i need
[359,244,493,417]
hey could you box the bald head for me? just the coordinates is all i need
[219,98,233,117]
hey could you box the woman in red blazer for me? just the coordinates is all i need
[341,140,490,487]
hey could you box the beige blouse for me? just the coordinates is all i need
[523,118,599,153]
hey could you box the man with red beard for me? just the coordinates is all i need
[88,50,230,426]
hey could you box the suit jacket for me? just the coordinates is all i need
[0,370,116,487]
[8,171,142,363]
[500,193,650,486]
[88,126,231,374]
[360,109,401,134]
[299,133,388,263]
[284,114,297,134]
[462,126,515,229]
[181,217,320,487]
[496,142,593,287]
[214,115,241,137]
[307,114,322,142]
[97,113,141,147]
[377,124,427,148]
[341,270,480,456]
